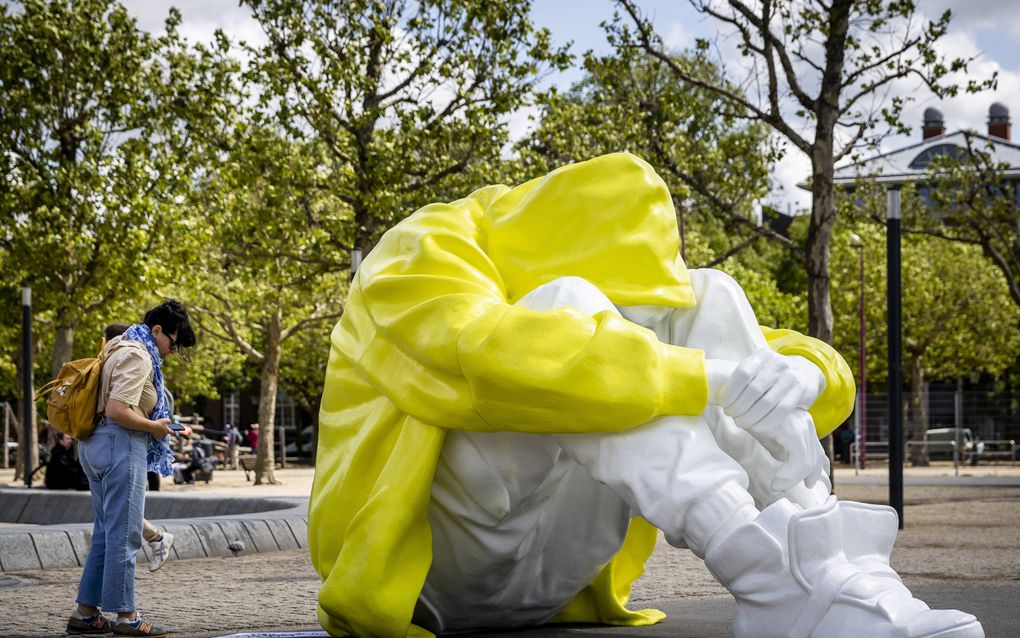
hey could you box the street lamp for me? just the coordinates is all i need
[849,234,867,470]
[887,187,904,528]
[21,286,33,488]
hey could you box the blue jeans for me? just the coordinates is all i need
[75,418,148,613]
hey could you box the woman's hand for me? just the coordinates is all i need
[150,417,172,438]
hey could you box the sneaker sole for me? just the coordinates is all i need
[66,619,112,635]
[112,629,166,638]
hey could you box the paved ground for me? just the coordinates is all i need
[0,464,1017,637]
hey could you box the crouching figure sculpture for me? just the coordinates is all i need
[309,153,983,638]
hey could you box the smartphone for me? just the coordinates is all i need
[169,420,186,432]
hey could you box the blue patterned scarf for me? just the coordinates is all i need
[122,324,175,476]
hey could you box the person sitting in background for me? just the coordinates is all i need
[45,432,89,491]
[180,443,209,485]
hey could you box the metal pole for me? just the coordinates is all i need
[853,394,861,473]
[954,380,962,477]
[886,189,904,528]
[858,243,867,469]
[350,248,363,283]
[22,287,33,488]
[3,403,9,469]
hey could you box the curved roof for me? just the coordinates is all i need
[820,131,1020,187]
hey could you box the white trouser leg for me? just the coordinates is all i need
[419,276,759,632]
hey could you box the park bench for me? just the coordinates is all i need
[972,440,1017,465]
[239,454,258,481]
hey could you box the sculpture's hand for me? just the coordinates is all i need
[717,349,827,489]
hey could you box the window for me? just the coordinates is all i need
[224,391,239,426]
[275,389,296,430]
[908,143,962,170]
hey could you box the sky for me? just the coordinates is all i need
[119,0,1020,214]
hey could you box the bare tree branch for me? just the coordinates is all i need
[618,0,812,154]
[699,233,763,268]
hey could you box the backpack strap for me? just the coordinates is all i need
[33,377,63,401]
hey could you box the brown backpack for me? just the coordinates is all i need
[35,341,106,440]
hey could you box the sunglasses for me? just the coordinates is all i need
[166,332,178,353]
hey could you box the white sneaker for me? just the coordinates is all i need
[148,532,175,572]
[705,497,984,638]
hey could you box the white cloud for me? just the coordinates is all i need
[120,0,265,48]
[663,21,692,50]
[508,104,541,143]
[865,18,1020,157]
[925,0,1020,37]
[114,1,1020,213]
[767,7,1020,212]
[766,146,813,214]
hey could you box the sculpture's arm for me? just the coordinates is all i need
[354,202,709,435]
[761,327,857,437]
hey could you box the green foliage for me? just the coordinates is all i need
[615,0,994,343]
[245,0,571,254]
[278,321,333,416]
[182,123,348,373]
[0,0,238,382]
[830,208,1020,389]
[921,133,1020,309]
[3,0,1012,433]
[518,42,777,258]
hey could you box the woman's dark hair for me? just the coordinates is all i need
[143,299,197,349]
[103,322,130,341]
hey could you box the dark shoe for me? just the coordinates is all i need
[66,613,112,635]
[112,616,166,637]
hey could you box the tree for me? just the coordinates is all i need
[618,0,992,344]
[185,125,346,484]
[244,0,570,261]
[277,322,333,458]
[0,0,234,380]
[829,216,1020,465]
[919,132,1020,310]
[518,44,780,266]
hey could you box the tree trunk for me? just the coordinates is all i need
[254,309,283,485]
[807,146,836,344]
[908,358,930,466]
[808,138,838,486]
[52,323,74,379]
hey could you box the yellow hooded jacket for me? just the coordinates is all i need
[309,153,855,637]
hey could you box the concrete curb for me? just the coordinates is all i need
[0,488,308,572]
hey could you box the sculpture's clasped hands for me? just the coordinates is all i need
[707,349,827,491]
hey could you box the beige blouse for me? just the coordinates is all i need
[97,337,158,420]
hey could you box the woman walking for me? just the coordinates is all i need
[66,300,196,637]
